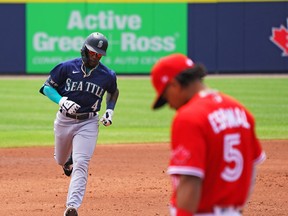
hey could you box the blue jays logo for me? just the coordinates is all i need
[270,18,288,57]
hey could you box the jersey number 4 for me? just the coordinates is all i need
[91,100,99,111]
[221,133,244,182]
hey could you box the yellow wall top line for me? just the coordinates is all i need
[0,0,287,3]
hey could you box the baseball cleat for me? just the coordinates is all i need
[64,206,78,216]
[63,154,73,177]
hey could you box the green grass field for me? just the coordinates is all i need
[0,75,287,148]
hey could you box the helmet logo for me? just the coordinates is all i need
[98,40,103,48]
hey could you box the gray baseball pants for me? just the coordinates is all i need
[53,111,99,209]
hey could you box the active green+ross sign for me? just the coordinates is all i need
[26,3,187,74]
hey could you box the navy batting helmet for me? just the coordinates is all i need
[81,32,108,63]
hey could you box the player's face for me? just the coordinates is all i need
[87,49,102,67]
[162,80,186,110]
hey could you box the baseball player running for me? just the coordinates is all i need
[150,53,266,216]
[39,32,119,216]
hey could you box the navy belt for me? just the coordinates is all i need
[60,109,97,120]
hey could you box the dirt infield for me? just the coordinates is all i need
[0,140,287,216]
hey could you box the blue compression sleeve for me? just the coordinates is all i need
[43,85,62,104]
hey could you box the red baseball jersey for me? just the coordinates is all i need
[167,90,266,213]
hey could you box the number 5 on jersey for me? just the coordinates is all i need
[221,133,244,182]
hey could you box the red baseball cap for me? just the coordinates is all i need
[151,53,195,109]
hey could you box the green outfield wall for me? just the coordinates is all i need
[0,0,287,2]
[0,0,287,74]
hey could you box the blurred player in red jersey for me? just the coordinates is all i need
[150,53,266,216]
